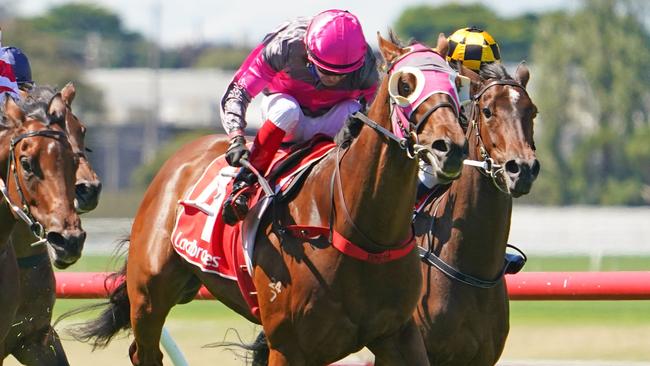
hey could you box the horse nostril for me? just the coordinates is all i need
[431,139,450,153]
[47,232,65,248]
[505,160,520,175]
[531,160,541,177]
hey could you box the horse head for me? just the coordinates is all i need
[3,93,86,268]
[27,84,102,213]
[59,83,102,213]
[463,62,540,196]
[377,32,468,183]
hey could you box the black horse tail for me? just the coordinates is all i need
[251,330,270,366]
[56,240,131,350]
[204,329,269,365]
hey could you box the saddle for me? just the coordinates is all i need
[171,136,336,319]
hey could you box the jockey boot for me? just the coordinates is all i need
[222,120,286,225]
[222,168,256,225]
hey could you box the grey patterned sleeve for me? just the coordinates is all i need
[220,81,251,136]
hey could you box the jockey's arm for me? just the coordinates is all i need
[220,44,279,138]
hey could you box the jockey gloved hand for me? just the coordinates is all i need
[225,135,250,167]
[334,115,364,148]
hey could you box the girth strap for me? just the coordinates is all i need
[283,225,415,264]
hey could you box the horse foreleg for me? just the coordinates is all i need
[11,326,69,366]
[368,318,429,366]
[127,253,193,366]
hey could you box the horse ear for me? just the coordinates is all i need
[2,93,25,128]
[515,62,530,88]
[377,31,403,64]
[47,93,67,127]
[435,33,449,57]
[61,82,76,106]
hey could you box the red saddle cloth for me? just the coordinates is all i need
[171,139,335,319]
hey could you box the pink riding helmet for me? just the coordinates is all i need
[305,9,367,74]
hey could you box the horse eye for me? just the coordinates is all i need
[482,107,492,118]
[20,157,33,174]
[398,79,412,96]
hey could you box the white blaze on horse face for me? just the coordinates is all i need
[47,141,57,155]
[509,88,521,105]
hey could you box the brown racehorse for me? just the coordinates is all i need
[72,33,467,365]
[414,62,540,365]
[3,84,100,365]
[0,93,86,364]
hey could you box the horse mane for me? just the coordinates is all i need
[479,63,513,81]
[18,85,58,124]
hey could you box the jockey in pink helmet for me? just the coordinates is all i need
[221,9,378,225]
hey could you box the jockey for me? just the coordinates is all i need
[446,26,501,72]
[0,46,33,102]
[220,9,379,225]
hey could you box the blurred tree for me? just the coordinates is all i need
[193,46,250,70]
[28,3,151,68]
[530,0,650,205]
[394,3,539,62]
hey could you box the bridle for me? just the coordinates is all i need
[0,129,68,246]
[462,79,529,194]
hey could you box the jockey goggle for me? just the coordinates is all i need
[308,63,350,79]
[18,81,35,91]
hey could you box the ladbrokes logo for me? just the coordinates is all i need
[173,231,220,269]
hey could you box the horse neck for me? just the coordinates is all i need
[336,81,418,246]
[441,130,512,278]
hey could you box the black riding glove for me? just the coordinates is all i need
[334,114,364,148]
[225,135,250,167]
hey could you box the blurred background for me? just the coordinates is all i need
[1,0,649,365]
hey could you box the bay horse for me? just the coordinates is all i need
[3,84,100,365]
[414,62,540,365]
[0,93,86,363]
[72,33,467,365]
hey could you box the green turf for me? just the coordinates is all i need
[523,255,650,271]
[510,301,650,325]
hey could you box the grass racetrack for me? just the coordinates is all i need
[4,255,650,365]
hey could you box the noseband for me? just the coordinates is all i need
[0,129,68,246]
[463,79,529,194]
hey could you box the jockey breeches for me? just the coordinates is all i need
[260,93,362,143]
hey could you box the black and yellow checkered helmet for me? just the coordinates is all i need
[447,27,501,72]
